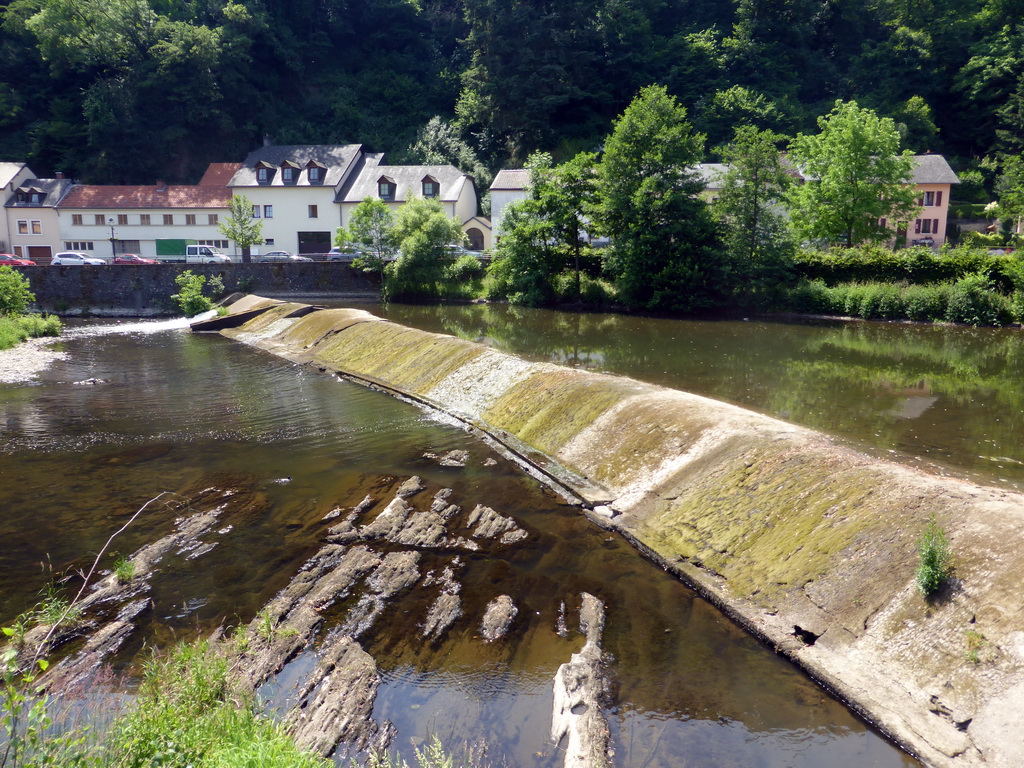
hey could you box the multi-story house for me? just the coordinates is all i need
[57,181,232,259]
[1,165,73,261]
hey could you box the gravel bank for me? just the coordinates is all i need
[0,337,67,384]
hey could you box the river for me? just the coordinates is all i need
[0,308,951,767]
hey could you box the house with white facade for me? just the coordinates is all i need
[228,145,482,253]
[489,169,531,240]
[2,167,74,262]
[57,182,232,260]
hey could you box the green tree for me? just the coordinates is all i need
[594,85,724,312]
[787,100,920,247]
[346,197,397,294]
[996,153,1024,238]
[715,126,794,306]
[385,196,465,299]
[0,266,35,315]
[218,195,263,263]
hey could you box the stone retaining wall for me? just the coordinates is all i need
[12,264,380,316]
[204,296,1024,768]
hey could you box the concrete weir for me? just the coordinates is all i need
[198,296,1024,768]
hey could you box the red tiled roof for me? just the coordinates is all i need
[58,184,231,210]
[198,163,242,186]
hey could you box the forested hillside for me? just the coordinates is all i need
[1,0,1021,185]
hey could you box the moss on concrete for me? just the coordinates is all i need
[483,370,638,456]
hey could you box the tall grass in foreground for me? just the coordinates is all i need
[0,314,62,350]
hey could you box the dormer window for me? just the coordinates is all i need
[309,167,320,182]
[378,176,396,201]
[306,160,326,185]
[422,175,438,198]
[280,160,299,184]
[256,161,275,184]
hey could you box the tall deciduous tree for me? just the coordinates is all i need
[787,100,920,247]
[595,85,723,312]
[346,197,397,293]
[715,126,794,304]
[996,154,1024,236]
[218,195,263,263]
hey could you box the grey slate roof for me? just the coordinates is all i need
[0,162,27,189]
[490,169,530,191]
[229,145,363,188]
[340,157,469,203]
[909,154,959,185]
[694,163,728,190]
[5,178,73,208]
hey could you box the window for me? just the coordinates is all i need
[116,240,140,253]
[72,214,83,226]
[185,214,196,226]
[164,214,174,225]
[282,167,295,183]
[17,221,28,234]
[923,191,935,206]
[379,182,393,200]
[64,241,95,250]
[308,205,318,218]
[198,239,229,249]
[208,214,218,225]
[257,167,269,183]
[252,207,261,219]
[916,219,940,235]
[140,214,151,226]
[117,214,128,225]
[31,221,41,234]
[31,192,43,204]
[422,180,437,198]
[94,214,105,225]
[308,167,321,183]
[265,238,275,246]
[263,205,273,218]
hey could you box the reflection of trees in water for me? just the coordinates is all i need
[383,303,1024,481]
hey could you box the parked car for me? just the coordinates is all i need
[326,246,367,262]
[0,253,36,266]
[112,254,157,265]
[443,243,477,257]
[256,251,312,262]
[51,251,105,265]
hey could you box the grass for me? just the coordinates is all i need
[0,314,62,350]
[964,630,987,664]
[113,554,135,583]
[915,515,953,596]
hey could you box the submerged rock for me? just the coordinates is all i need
[466,504,528,544]
[551,593,611,768]
[284,635,394,759]
[396,476,426,498]
[481,595,518,642]
[439,450,469,467]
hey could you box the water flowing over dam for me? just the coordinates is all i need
[203,295,1024,768]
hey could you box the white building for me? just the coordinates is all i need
[1,164,73,261]
[489,169,531,240]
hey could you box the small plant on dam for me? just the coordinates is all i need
[915,515,952,596]
[171,270,225,317]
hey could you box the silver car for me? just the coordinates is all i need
[51,251,105,265]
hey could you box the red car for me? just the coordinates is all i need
[0,253,36,266]
[112,254,157,265]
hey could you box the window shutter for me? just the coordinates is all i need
[933,219,939,234]
[914,219,921,234]
[936,191,942,207]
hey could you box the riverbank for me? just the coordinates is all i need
[204,295,1024,768]
[0,336,67,383]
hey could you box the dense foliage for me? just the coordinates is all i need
[2,0,1023,183]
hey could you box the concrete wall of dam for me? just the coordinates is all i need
[12,264,380,316]
[203,295,1024,768]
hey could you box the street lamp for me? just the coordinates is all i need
[107,217,116,259]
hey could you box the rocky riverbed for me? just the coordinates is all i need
[0,336,66,383]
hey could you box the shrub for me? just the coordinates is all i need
[0,265,34,315]
[170,270,214,317]
[944,272,1011,326]
[915,516,952,596]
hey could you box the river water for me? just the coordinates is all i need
[0,307,964,767]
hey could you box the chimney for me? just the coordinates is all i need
[263,133,272,147]
[155,179,167,191]
[55,171,64,179]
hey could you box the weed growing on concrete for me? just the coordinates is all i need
[915,515,952,596]
[964,630,988,664]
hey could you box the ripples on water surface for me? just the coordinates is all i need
[0,317,916,767]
